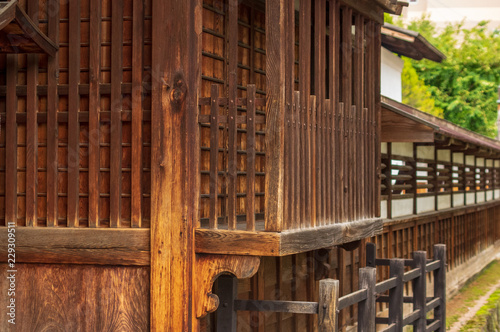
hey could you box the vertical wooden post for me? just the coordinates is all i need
[412,251,427,332]
[358,267,376,332]
[366,242,376,267]
[434,244,447,331]
[216,276,238,332]
[318,279,339,332]
[150,0,200,330]
[265,0,286,232]
[388,259,404,331]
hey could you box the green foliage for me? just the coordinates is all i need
[397,16,500,138]
[401,57,443,118]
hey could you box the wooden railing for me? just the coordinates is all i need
[216,244,447,332]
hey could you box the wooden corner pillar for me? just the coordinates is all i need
[265,0,286,232]
[150,0,201,331]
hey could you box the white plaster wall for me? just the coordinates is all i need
[495,160,500,167]
[381,142,387,154]
[392,198,414,218]
[381,48,404,102]
[466,192,476,205]
[495,189,500,198]
[417,145,434,160]
[437,149,451,162]
[477,191,485,203]
[453,194,464,207]
[437,194,451,210]
[392,142,413,158]
[452,152,464,164]
[417,196,435,214]
[486,159,493,167]
[465,155,475,166]
[380,200,388,219]
[476,158,485,167]
[486,190,493,201]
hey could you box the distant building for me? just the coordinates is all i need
[403,0,500,31]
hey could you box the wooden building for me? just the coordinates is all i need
[0,0,498,331]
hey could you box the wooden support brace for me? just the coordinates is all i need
[318,279,339,332]
[195,254,260,319]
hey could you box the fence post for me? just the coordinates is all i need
[389,259,404,331]
[412,251,427,332]
[318,279,339,332]
[216,275,238,332]
[366,242,376,267]
[358,267,376,332]
[434,244,447,331]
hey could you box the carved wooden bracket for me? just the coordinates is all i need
[195,254,260,318]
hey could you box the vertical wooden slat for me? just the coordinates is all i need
[265,0,286,232]
[353,14,362,221]
[88,0,101,228]
[247,85,256,231]
[330,0,340,223]
[300,0,312,227]
[110,0,124,227]
[67,0,80,227]
[318,279,339,332]
[26,0,39,227]
[293,91,301,229]
[325,99,332,223]
[209,85,220,229]
[339,102,345,222]
[310,95,317,228]
[300,93,307,227]
[46,0,59,227]
[341,6,352,221]
[5,55,17,225]
[131,0,144,228]
[314,0,326,225]
[227,0,238,230]
[150,0,200,329]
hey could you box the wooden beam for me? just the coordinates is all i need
[195,218,383,256]
[0,228,150,265]
[265,0,286,232]
[151,0,201,330]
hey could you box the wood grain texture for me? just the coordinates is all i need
[265,0,286,232]
[88,0,101,228]
[46,0,60,227]
[318,279,339,332]
[195,254,260,318]
[0,227,150,265]
[67,0,81,227]
[150,0,200,330]
[110,0,124,227]
[5,55,17,225]
[0,264,149,331]
[25,0,38,227]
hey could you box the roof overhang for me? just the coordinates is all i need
[381,96,500,156]
[382,23,445,62]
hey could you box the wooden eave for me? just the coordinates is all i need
[195,218,382,256]
[382,96,500,154]
[0,0,58,56]
[382,23,445,62]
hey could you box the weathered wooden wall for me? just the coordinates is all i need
[0,263,149,331]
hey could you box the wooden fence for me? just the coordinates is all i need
[215,244,446,331]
